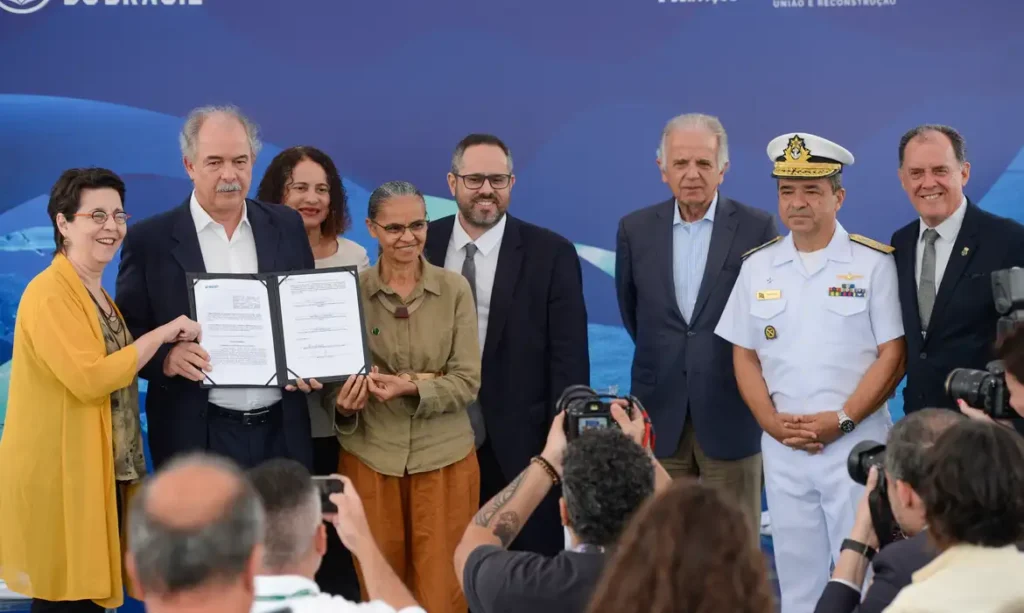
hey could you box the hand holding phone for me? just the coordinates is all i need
[312,475,344,513]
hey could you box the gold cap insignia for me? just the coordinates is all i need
[773,135,842,179]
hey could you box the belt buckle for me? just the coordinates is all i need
[242,408,270,426]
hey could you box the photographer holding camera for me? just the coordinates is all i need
[885,420,1024,612]
[953,321,1024,431]
[453,390,671,613]
[814,409,964,613]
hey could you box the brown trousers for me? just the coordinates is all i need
[659,416,763,541]
[339,450,480,613]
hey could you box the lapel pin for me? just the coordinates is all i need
[961,247,970,256]
[372,327,380,336]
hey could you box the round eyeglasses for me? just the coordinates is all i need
[74,210,130,225]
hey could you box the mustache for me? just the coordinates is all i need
[217,182,242,193]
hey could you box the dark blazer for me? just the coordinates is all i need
[115,197,316,469]
[891,202,1024,414]
[424,214,590,478]
[814,531,936,613]
[615,196,778,459]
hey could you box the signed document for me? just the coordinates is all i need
[277,270,367,382]
[191,277,279,387]
[187,267,370,388]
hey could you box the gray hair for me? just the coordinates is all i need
[367,180,425,220]
[246,459,322,572]
[898,124,967,167]
[179,105,263,163]
[656,113,730,169]
[127,453,265,595]
[884,408,966,488]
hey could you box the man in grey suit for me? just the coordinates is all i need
[615,113,779,537]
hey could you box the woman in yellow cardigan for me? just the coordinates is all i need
[0,168,201,613]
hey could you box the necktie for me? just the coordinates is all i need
[462,243,478,306]
[460,242,486,448]
[918,229,939,331]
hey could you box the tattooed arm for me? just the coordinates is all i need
[453,412,568,590]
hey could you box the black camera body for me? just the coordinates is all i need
[848,440,904,548]
[946,361,1014,419]
[557,385,624,441]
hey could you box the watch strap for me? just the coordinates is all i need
[841,538,877,561]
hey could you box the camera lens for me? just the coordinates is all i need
[945,368,995,408]
[847,440,886,485]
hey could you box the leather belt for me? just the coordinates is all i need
[208,402,282,427]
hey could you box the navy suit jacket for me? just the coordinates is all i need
[615,197,778,459]
[424,214,590,479]
[891,202,1024,414]
[115,197,315,470]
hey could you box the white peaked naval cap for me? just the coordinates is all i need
[767,132,854,179]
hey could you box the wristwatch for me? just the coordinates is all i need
[841,538,877,561]
[837,409,856,433]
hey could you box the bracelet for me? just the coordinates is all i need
[531,455,561,485]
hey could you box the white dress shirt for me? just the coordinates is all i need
[251,575,424,613]
[190,192,282,411]
[443,213,507,355]
[915,197,968,291]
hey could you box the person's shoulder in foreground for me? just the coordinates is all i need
[462,544,605,613]
[259,593,425,613]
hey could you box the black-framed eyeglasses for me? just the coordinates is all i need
[372,218,429,236]
[453,173,512,190]
[74,210,130,225]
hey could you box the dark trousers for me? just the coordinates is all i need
[30,600,104,613]
[206,402,288,469]
[312,435,361,601]
[477,440,563,556]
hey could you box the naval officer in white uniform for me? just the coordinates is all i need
[715,133,906,613]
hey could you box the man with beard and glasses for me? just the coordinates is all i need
[425,133,590,556]
[116,105,316,471]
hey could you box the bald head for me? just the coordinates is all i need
[128,453,264,596]
[146,460,246,528]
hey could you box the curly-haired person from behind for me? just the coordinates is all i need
[455,404,671,613]
[586,478,774,613]
[885,420,1024,613]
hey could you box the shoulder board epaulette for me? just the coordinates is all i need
[849,234,895,254]
[742,236,783,260]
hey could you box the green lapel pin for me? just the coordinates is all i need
[372,327,380,336]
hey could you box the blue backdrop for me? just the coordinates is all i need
[1,0,1023,474]
[1,0,1023,609]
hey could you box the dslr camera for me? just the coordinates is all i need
[944,267,1024,420]
[557,385,634,441]
[848,440,904,548]
[946,361,1014,420]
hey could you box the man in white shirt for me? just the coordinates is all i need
[889,124,1024,415]
[247,459,424,613]
[116,104,317,470]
